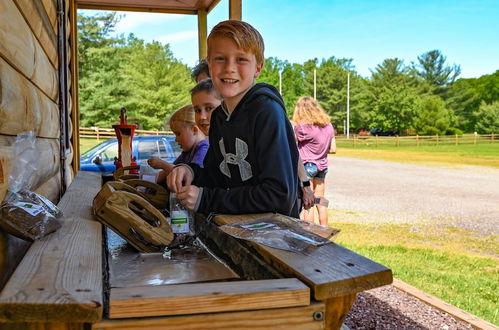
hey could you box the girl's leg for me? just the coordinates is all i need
[313,178,328,226]
[302,205,315,223]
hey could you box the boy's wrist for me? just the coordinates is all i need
[300,180,311,188]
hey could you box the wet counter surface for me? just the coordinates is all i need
[106,229,239,288]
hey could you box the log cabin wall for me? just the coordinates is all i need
[0,0,75,289]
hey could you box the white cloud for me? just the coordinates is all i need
[114,12,182,33]
[156,30,198,44]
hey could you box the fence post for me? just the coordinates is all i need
[353,135,356,148]
[474,132,477,145]
[491,133,495,143]
[376,135,378,148]
[416,135,419,147]
[156,130,159,135]
[455,134,458,145]
[95,127,100,142]
[436,134,439,146]
[396,135,399,147]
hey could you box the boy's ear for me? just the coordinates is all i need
[254,60,264,78]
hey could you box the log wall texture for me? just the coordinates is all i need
[0,0,76,289]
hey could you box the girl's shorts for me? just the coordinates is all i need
[304,162,328,180]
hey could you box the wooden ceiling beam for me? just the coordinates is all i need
[77,4,197,15]
[76,0,222,14]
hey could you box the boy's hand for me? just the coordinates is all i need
[147,158,166,169]
[176,185,200,210]
[167,166,193,192]
[302,186,315,210]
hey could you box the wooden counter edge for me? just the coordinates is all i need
[0,172,103,323]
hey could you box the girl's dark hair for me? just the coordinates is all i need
[190,78,221,100]
[191,58,209,81]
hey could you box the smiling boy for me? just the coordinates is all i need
[167,20,300,217]
[191,78,221,136]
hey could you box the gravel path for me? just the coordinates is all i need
[345,286,473,330]
[323,156,499,329]
[325,156,499,235]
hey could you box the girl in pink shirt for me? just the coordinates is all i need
[293,97,334,225]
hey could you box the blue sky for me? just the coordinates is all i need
[80,0,498,79]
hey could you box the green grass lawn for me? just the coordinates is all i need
[327,143,499,325]
[336,141,499,169]
[80,137,111,154]
[342,242,498,325]
[330,217,498,325]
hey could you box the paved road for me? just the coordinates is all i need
[324,156,499,235]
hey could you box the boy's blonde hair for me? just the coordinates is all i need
[292,97,331,127]
[168,105,196,130]
[207,20,265,64]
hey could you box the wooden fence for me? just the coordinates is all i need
[336,133,496,147]
[80,127,172,141]
[80,127,496,148]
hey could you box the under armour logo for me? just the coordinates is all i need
[219,138,253,181]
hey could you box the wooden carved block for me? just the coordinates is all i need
[93,183,173,252]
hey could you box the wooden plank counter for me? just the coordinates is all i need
[213,214,392,297]
[211,213,393,329]
[0,171,103,326]
[0,172,392,330]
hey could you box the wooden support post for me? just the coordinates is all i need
[229,0,242,20]
[474,132,477,144]
[436,134,439,146]
[197,9,207,60]
[396,135,399,147]
[324,294,356,330]
[416,134,419,147]
[95,126,100,142]
[376,135,379,147]
[455,134,458,145]
[70,0,81,172]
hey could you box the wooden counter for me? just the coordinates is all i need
[0,171,392,329]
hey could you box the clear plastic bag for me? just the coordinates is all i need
[219,214,338,253]
[0,132,62,241]
[139,164,160,183]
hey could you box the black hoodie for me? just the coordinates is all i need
[188,82,300,217]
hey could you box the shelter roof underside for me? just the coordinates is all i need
[77,0,221,14]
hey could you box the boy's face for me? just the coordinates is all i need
[172,123,197,152]
[208,37,263,112]
[192,91,221,136]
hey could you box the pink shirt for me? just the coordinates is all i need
[295,123,334,171]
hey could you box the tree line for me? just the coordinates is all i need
[78,12,499,134]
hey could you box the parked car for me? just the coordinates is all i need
[369,128,398,136]
[80,135,182,174]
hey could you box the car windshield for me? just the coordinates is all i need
[99,143,119,162]
[81,139,116,159]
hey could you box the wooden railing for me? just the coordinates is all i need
[336,133,497,147]
[80,127,496,147]
[80,127,172,141]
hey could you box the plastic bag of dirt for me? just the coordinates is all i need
[0,132,62,241]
